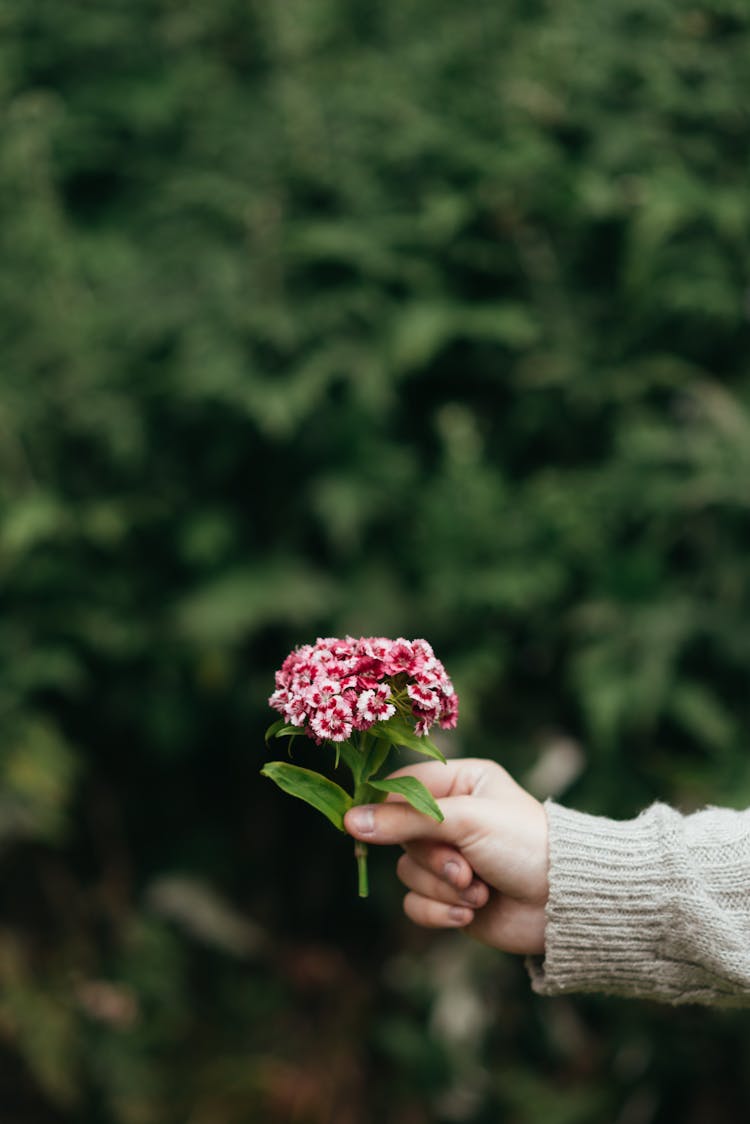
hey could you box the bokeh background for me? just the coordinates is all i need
[3,1,750,1121]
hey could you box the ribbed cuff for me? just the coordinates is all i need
[527,800,750,1006]
[527,801,677,1002]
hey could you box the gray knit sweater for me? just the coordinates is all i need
[527,800,750,1006]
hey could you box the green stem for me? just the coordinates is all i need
[355,841,369,898]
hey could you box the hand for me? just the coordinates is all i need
[344,758,549,955]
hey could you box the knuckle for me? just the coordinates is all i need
[426,844,450,873]
[467,758,512,797]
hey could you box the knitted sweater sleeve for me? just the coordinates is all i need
[526,800,750,1006]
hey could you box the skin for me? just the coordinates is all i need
[344,758,549,955]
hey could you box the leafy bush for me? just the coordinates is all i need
[3,0,750,1120]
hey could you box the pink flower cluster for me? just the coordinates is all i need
[269,636,459,743]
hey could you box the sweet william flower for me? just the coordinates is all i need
[310,696,354,742]
[356,684,396,724]
[263,636,459,897]
[304,678,340,710]
[268,636,457,741]
[439,693,459,729]
[407,682,441,713]
[384,638,416,676]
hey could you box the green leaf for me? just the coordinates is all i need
[367,777,444,822]
[265,718,285,743]
[260,763,353,831]
[274,724,303,739]
[336,739,363,779]
[362,737,392,780]
[407,736,446,764]
[371,718,447,763]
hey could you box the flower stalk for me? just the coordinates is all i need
[354,841,369,898]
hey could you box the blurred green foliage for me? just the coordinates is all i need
[3,0,750,1120]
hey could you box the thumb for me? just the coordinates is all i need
[344,795,490,851]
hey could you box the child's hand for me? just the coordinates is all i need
[344,758,549,954]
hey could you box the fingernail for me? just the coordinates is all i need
[444,861,461,886]
[348,806,375,834]
[449,906,471,924]
[461,885,483,906]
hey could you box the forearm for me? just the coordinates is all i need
[528,800,750,1006]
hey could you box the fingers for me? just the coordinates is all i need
[402,839,475,892]
[402,891,475,929]
[401,887,546,951]
[394,839,490,933]
[397,864,546,951]
[396,852,489,909]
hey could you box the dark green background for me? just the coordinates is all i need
[3,1,750,1120]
